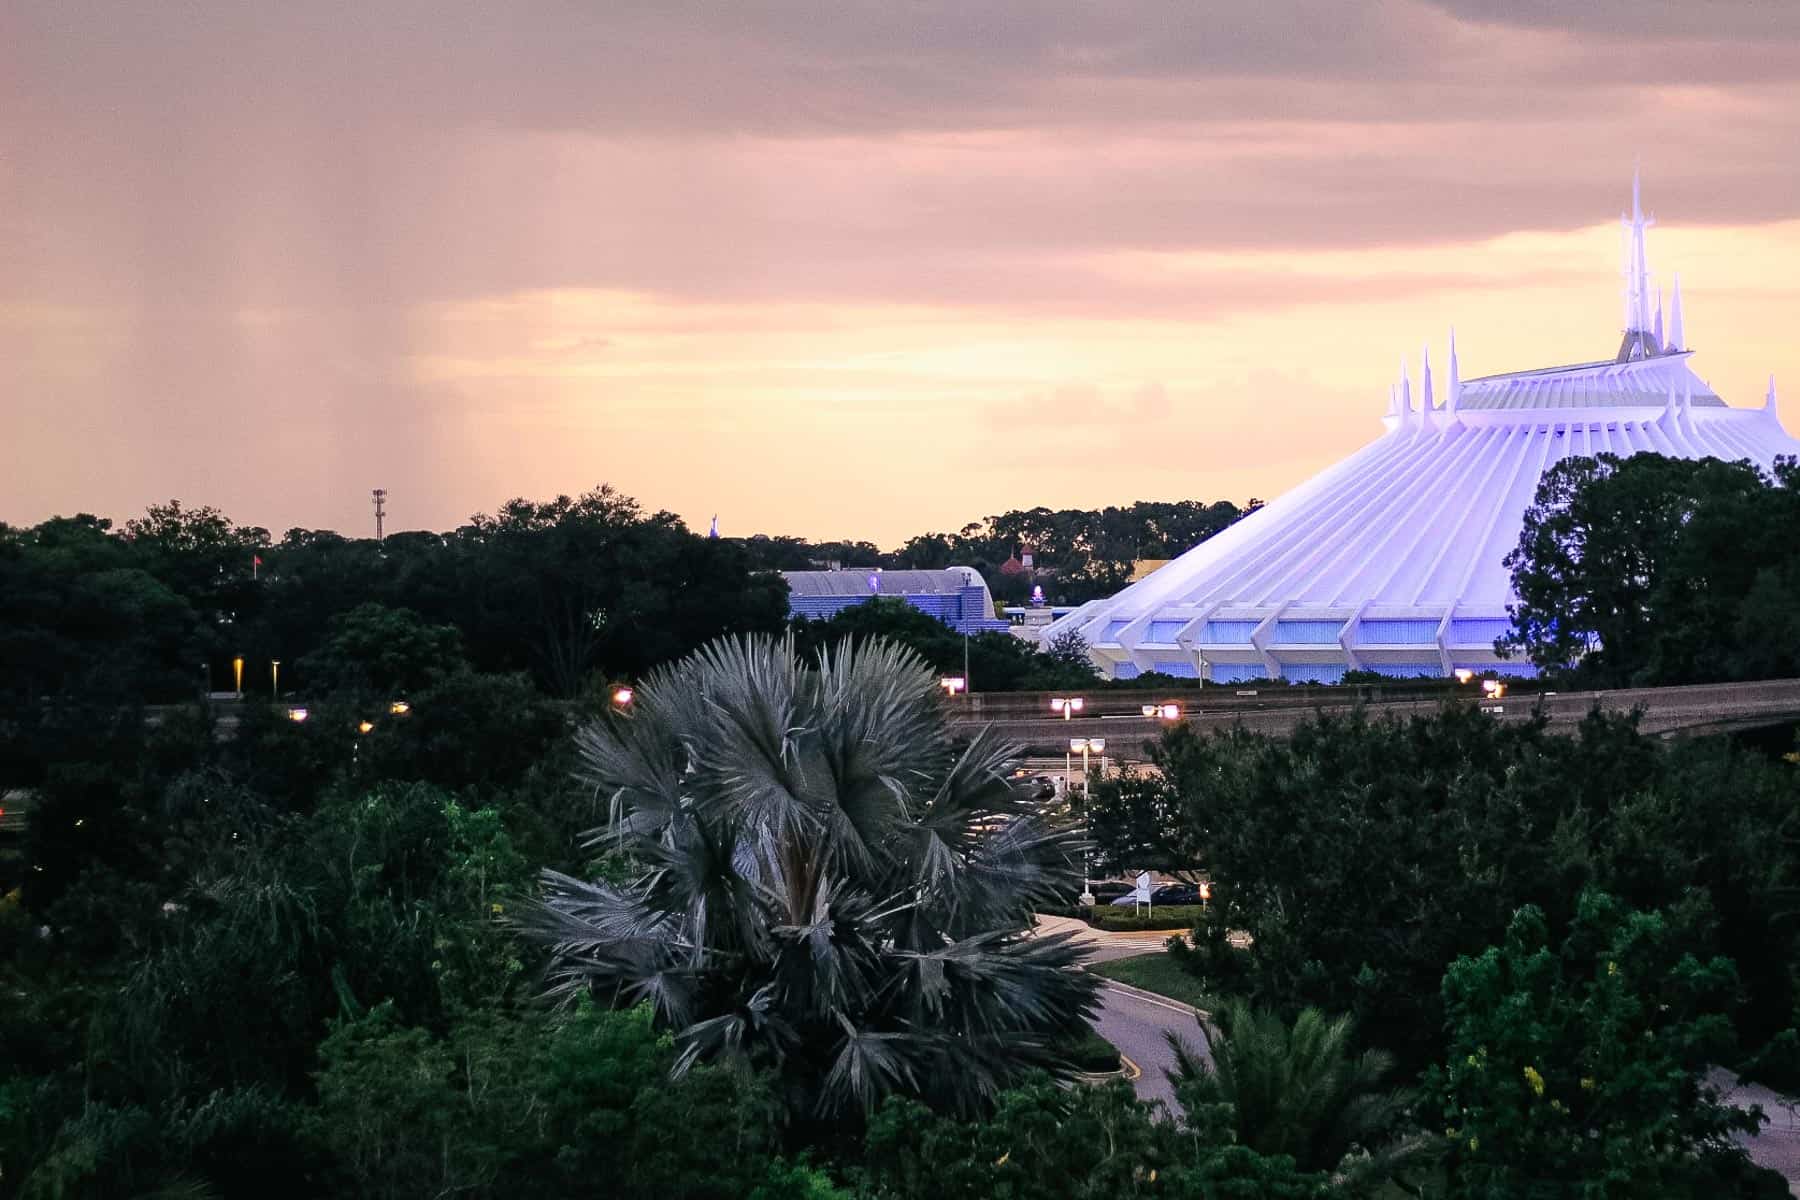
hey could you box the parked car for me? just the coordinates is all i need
[1110,882,1202,906]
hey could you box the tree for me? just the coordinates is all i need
[522,633,1100,1119]
[1502,453,1800,685]
[450,486,789,695]
[295,602,467,697]
[1167,999,1428,1189]
[857,1076,1326,1199]
[1426,892,1773,1197]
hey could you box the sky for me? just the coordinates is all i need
[5,1,1800,546]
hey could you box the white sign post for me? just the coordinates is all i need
[1134,871,1153,918]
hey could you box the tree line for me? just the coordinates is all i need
[735,499,1248,606]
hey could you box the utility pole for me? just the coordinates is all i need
[371,489,387,542]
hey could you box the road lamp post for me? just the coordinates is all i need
[1070,735,1106,907]
[1049,696,1084,799]
[271,660,281,702]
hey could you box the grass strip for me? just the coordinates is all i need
[1088,953,1213,1012]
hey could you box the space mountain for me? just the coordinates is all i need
[1044,179,1800,683]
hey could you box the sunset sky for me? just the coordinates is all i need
[5,1,1800,546]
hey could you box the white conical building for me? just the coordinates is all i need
[1045,180,1800,683]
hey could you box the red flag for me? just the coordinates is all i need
[253,555,263,567]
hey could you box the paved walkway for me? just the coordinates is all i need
[1710,1068,1800,1193]
[1033,914,1800,1191]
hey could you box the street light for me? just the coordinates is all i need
[939,676,966,698]
[1141,702,1182,721]
[357,720,374,734]
[271,660,281,701]
[389,700,411,716]
[1070,735,1108,908]
[286,707,309,723]
[233,655,244,698]
[1050,697,1085,799]
[1482,679,1507,699]
[1454,668,1474,684]
[612,686,635,708]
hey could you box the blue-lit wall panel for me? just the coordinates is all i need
[1113,662,1141,680]
[1280,663,1344,683]
[1449,619,1512,645]
[1272,620,1343,644]
[1356,619,1439,644]
[1099,620,1131,643]
[1148,659,1198,678]
[1146,620,1188,643]
[1209,662,1268,684]
[1200,620,1258,643]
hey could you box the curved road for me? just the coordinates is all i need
[1034,915,1206,1111]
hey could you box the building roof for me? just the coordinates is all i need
[780,566,986,597]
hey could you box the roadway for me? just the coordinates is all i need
[956,677,1800,760]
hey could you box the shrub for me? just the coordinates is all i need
[1087,904,1206,932]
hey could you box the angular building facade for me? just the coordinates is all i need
[782,566,1010,636]
[1045,181,1800,683]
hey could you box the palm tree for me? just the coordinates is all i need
[1169,999,1429,1189]
[522,633,1100,1118]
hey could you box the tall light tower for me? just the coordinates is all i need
[371,489,387,542]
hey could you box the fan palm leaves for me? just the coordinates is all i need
[1169,998,1433,1189]
[522,632,1100,1118]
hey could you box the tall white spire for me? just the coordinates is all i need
[1768,375,1779,414]
[1621,166,1655,336]
[1421,346,1435,412]
[1654,285,1664,346]
[1447,328,1461,413]
[1667,273,1686,352]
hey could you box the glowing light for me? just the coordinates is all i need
[1455,669,1474,684]
[357,720,374,734]
[612,686,635,706]
[287,707,310,722]
[389,700,411,715]
[1050,697,1085,715]
[939,676,967,696]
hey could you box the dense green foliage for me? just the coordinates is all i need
[526,633,1101,1120]
[1427,893,1775,1198]
[1089,708,1800,1078]
[1168,1000,1426,1188]
[1502,452,1800,685]
[855,1078,1326,1199]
